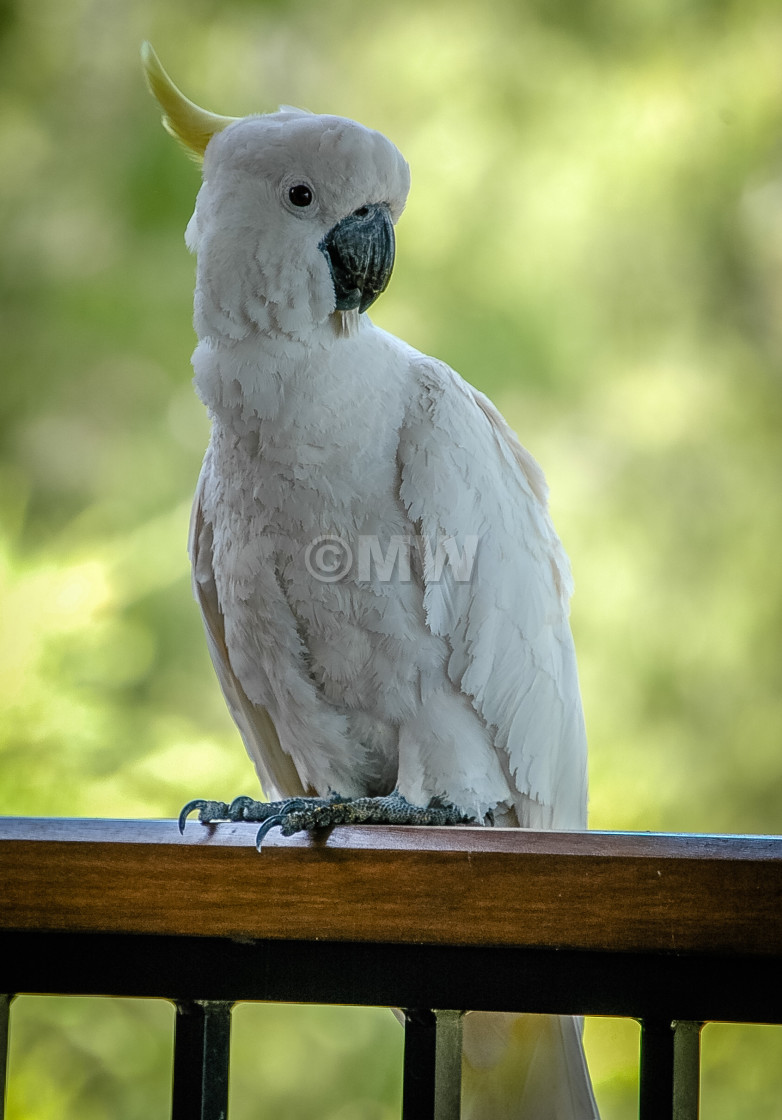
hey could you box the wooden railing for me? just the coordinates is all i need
[1,818,781,1119]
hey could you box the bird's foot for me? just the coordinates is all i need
[178,794,335,835]
[178,790,472,850]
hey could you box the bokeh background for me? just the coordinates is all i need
[2,0,782,1116]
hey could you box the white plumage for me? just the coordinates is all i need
[144,43,599,1119]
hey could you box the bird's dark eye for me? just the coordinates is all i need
[288,184,313,207]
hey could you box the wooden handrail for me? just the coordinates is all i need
[1,818,780,955]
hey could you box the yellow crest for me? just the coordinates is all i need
[141,42,238,160]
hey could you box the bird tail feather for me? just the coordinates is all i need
[461,1012,600,1120]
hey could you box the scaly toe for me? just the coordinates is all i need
[178,799,230,833]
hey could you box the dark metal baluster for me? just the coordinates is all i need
[673,1021,702,1120]
[639,1017,703,1120]
[433,1009,464,1120]
[171,1000,233,1120]
[0,995,12,1120]
[403,1009,437,1120]
[639,1018,675,1120]
[402,1008,464,1120]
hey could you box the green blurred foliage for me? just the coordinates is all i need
[2,0,782,1116]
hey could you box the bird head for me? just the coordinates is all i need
[141,43,410,342]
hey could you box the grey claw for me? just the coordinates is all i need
[178,799,208,834]
[255,815,285,850]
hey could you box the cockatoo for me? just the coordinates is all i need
[142,42,599,1119]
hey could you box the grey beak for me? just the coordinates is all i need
[319,203,395,314]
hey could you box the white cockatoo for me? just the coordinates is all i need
[143,43,599,1119]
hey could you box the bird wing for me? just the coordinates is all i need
[188,462,308,800]
[397,356,588,828]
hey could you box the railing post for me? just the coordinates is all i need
[673,1020,702,1120]
[640,1018,702,1120]
[402,1008,464,1120]
[0,994,12,1120]
[171,1000,233,1120]
[639,1018,674,1120]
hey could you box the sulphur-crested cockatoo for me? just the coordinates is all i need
[142,42,599,1120]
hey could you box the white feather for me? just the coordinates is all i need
[184,105,598,1118]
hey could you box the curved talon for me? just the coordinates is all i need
[227,795,259,821]
[255,815,285,850]
[178,799,208,834]
[280,797,308,813]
